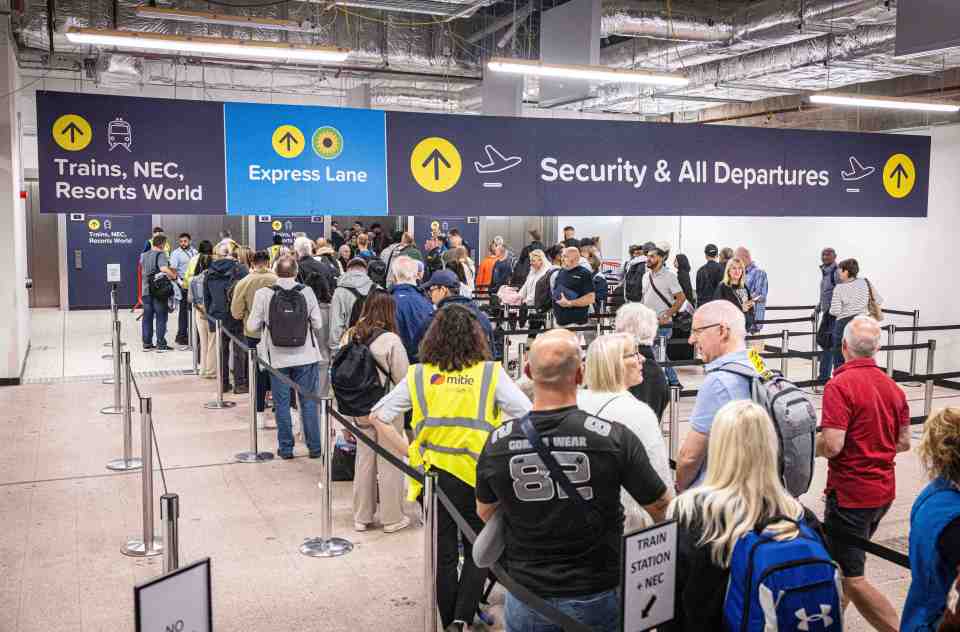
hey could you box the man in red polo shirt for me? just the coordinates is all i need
[817,315,911,632]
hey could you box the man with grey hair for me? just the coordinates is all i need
[615,303,669,419]
[294,236,336,306]
[204,240,248,393]
[675,300,753,491]
[389,256,434,363]
[475,328,671,630]
[817,315,910,632]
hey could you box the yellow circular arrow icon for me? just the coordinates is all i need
[272,125,305,159]
[883,153,915,199]
[410,137,462,193]
[87,219,101,231]
[53,114,92,152]
[271,220,283,231]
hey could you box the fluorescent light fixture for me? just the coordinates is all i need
[65,27,350,63]
[809,93,960,113]
[134,7,312,33]
[487,57,689,87]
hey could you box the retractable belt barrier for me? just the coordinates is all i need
[764,305,818,311]
[250,353,593,632]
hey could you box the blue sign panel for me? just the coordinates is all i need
[413,216,479,260]
[386,112,931,217]
[224,103,388,215]
[254,215,324,249]
[37,91,227,215]
[66,213,153,309]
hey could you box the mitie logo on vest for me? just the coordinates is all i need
[430,373,475,386]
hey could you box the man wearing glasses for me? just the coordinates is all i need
[674,300,754,492]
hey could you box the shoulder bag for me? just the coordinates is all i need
[865,279,884,321]
[649,274,692,330]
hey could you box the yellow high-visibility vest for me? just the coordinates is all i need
[407,361,502,501]
[268,244,283,263]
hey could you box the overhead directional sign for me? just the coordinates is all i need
[37,91,931,217]
[621,520,677,632]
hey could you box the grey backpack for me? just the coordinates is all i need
[717,362,817,498]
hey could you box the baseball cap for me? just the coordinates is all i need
[419,269,460,291]
[647,241,670,255]
[642,241,656,253]
[346,257,368,269]
[705,243,719,257]
[629,243,645,254]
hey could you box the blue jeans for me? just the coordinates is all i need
[656,325,680,385]
[141,295,168,347]
[271,362,322,456]
[505,589,619,632]
[832,316,854,370]
[818,313,836,381]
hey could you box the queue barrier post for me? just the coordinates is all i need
[810,309,819,383]
[122,396,163,558]
[886,324,897,378]
[300,398,354,558]
[502,336,511,372]
[780,330,790,376]
[423,471,439,632]
[656,335,667,365]
[234,346,273,463]
[924,340,937,417]
[517,343,527,380]
[103,283,117,348]
[160,493,180,574]
[669,385,681,462]
[595,318,602,339]
[910,309,921,376]
[100,320,125,414]
[188,307,199,375]
[204,320,236,410]
[106,352,142,471]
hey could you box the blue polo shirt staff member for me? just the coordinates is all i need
[370,304,531,632]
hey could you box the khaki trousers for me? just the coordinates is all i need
[351,414,405,526]
[195,307,217,378]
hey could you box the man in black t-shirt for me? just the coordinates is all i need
[551,247,595,327]
[477,329,671,631]
[695,243,724,307]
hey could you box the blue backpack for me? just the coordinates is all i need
[724,517,842,632]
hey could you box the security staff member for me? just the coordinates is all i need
[268,234,284,264]
[371,304,531,632]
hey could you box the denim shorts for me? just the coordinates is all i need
[505,588,619,632]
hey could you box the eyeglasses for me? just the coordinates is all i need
[622,350,641,361]
[690,322,723,337]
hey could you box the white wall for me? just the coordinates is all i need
[568,124,960,372]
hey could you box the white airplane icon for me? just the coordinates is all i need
[474,144,523,174]
[841,156,876,181]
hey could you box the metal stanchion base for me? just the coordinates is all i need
[204,400,237,410]
[106,457,143,471]
[101,353,114,360]
[104,341,126,348]
[103,377,115,385]
[234,451,274,463]
[100,405,133,415]
[299,537,354,558]
[121,537,163,557]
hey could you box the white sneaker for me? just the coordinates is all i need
[354,522,370,532]
[383,516,412,534]
[291,410,302,439]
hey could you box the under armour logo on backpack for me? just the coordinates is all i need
[795,605,833,630]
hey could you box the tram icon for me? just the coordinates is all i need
[107,118,132,152]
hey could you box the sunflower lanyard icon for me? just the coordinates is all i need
[313,126,343,159]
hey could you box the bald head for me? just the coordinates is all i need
[843,315,882,359]
[735,246,752,266]
[528,329,580,388]
[561,247,581,270]
[691,300,747,363]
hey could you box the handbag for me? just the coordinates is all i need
[865,279,884,322]
[649,275,692,330]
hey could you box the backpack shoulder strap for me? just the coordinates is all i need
[292,284,305,292]
[713,362,756,379]
[343,286,362,299]
[595,394,625,418]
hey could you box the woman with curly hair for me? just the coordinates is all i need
[370,303,531,631]
[902,407,960,631]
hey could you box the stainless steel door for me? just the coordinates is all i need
[25,180,60,307]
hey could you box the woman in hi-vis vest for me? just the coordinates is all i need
[371,304,531,632]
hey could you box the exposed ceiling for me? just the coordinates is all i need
[10,0,960,122]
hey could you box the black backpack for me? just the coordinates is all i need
[300,261,337,304]
[267,285,310,347]
[425,247,444,278]
[367,258,387,288]
[534,268,559,312]
[146,252,175,301]
[344,286,368,328]
[331,330,390,416]
[624,260,645,301]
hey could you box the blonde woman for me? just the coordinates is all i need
[902,407,960,631]
[667,400,826,631]
[713,257,755,331]
[578,334,671,531]
[236,246,255,270]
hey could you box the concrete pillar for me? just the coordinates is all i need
[0,31,28,383]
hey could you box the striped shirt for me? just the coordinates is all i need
[830,277,882,320]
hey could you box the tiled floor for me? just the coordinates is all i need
[3,308,958,631]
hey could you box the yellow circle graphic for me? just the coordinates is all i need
[272,220,283,231]
[410,137,462,193]
[53,114,92,151]
[272,125,305,159]
[87,219,101,231]
[883,153,916,199]
[313,127,343,160]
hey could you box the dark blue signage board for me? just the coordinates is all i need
[38,91,931,218]
[253,215,324,249]
[66,212,153,309]
[413,216,479,259]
